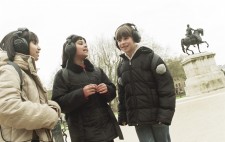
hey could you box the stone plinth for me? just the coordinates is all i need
[181,52,225,96]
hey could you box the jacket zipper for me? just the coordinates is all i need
[128,60,138,124]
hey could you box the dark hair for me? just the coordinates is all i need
[115,24,133,41]
[0,28,39,61]
[29,32,39,45]
[61,35,86,68]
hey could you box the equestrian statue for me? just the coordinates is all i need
[181,24,209,55]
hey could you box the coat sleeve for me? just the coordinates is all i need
[152,55,176,125]
[0,65,58,130]
[51,69,88,113]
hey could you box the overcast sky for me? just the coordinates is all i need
[1,0,225,87]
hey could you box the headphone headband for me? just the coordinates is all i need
[66,34,79,43]
[18,28,28,32]
[116,23,138,32]
[125,23,137,31]
[14,28,29,36]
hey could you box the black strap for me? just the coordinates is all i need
[62,68,69,84]
[7,61,23,90]
[150,53,160,85]
[151,53,160,70]
[32,131,39,142]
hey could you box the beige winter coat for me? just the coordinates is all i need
[0,51,61,142]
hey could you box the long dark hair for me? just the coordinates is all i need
[0,28,39,61]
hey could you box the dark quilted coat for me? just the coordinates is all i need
[117,46,176,126]
[52,59,123,142]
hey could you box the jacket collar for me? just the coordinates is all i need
[120,46,153,60]
[66,58,94,73]
[14,53,37,73]
[124,45,140,60]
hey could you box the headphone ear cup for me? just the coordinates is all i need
[13,37,29,54]
[132,30,141,43]
[65,42,76,58]
[114,37,120,50]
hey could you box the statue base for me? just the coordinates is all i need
[181,52,225,96]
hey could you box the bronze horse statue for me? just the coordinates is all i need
[181,28,209,55]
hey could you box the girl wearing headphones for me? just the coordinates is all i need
[51,35,123,142]
[115,23,176,142]
[0,28,61,142]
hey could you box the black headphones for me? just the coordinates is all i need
[64,35,78,58]
[13,28,29,55]
[114,23,141,49]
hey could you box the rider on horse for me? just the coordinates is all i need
[186,24,194,37]
[186,24,197,40]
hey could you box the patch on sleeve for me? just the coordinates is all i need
[118,77,123,86]
[156,64,166,75]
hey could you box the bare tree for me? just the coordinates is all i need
[141,33,171,59]
[88,37,121,86]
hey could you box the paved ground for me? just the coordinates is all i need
[65,88,225,142]
[170,89,225,142]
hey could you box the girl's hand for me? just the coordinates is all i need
[83,84,97,97]
[96,83,108,94]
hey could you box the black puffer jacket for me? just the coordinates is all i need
[52,59,123,142]
[117,46,176,126]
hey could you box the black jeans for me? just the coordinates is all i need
[135,124,171,142]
